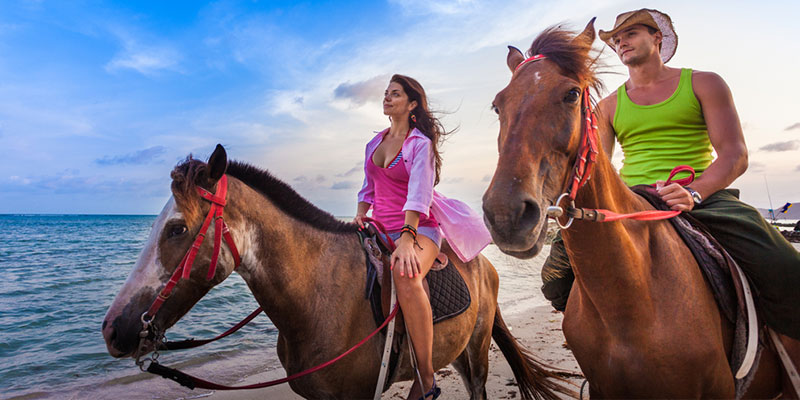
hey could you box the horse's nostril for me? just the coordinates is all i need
[102,320,107,330]
[520,199,540,227]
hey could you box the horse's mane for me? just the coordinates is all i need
[527,25,604,94]
[170,157,358,233]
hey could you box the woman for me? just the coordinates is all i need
[354,75,491,400]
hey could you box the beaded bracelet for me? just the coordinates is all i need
[400,224,417,238]
[400,224,423,250]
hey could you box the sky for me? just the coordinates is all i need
[1,0,799,215]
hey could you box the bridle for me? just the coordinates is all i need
[136,174,241,367]
[514,54,683,229]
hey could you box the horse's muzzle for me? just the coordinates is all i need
[482,192,545,257]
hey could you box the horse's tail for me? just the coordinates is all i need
[492,307,577,400]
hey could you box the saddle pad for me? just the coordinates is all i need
[428,260,472,323]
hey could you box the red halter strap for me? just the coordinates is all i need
[515,54,548,72]
[566,88,600,200]
[144,175,241,320]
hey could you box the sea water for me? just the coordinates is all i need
[0,214,548,399]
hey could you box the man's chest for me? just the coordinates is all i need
[626,75,681,106]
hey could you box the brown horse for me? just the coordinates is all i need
[101,145,570,399]
[481,20,800,398]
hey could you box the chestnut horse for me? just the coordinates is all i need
[481,20,799,398]
[101,145,570,399]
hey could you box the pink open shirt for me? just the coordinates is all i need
[358,128,492,262]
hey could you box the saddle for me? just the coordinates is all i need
[632,185,761,396]
[357,223,471,384]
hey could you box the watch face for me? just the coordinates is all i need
[691,191,702,204]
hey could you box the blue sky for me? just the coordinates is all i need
[2,0,799,215]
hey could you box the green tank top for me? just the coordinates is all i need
[613,68,713,186]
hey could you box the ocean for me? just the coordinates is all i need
[0,214,549,399]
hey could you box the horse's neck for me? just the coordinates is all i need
[561,152,661,307]
[232,191,366,339]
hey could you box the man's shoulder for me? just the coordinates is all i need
[689,69,731,99]
[597,90,618,120]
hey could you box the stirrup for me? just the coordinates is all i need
[418,380,441,400]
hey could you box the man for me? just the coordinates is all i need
[541,8,800,341]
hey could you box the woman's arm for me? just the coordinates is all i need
[392,210,422,277]
[354,201,371,227]
[403,138,435,216]
[354,141,376,226]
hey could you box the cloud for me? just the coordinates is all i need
[759,140,800,152]
[336,161,362,178]
[796,165,800,172]
[293,175,327,184]
[442,177,464,184]
[748,161,765,173]
[333,74,391,106]
[389,0,479,16]
[105,29,181,75]
[331,181,357,190]
[95,146,167,166]
[785,122,800,131]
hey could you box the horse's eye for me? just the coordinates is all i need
[564,88,580,103]
[167,224,188,239]
[491,104,499,115]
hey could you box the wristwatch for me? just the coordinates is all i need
[685,187,702,205]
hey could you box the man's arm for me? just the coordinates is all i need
[596,92,618,157]
[658,71,748,211]
[691,71,748,198]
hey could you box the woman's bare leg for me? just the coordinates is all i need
[393,234,439,399]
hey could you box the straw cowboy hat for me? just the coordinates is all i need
[599,8,678,63]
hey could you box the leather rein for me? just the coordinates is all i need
[515,54,686,229]
[134,176,399,391]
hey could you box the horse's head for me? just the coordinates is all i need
[102,144,241,358]
[482,19,600,258]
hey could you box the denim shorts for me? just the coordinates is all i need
[386,226,442,248]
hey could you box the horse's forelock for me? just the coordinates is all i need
[170,157,207,223]
[528,25,603,94]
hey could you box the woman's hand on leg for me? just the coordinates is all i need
[391,235,420,277]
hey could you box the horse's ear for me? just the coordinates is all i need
[207,144,227,182]
[573,17,597,49]
[506,46,525,73]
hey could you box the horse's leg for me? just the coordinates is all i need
[451,349,488,400]
[455,313,493,400]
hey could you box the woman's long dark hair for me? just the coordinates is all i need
[390,74,453,186]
